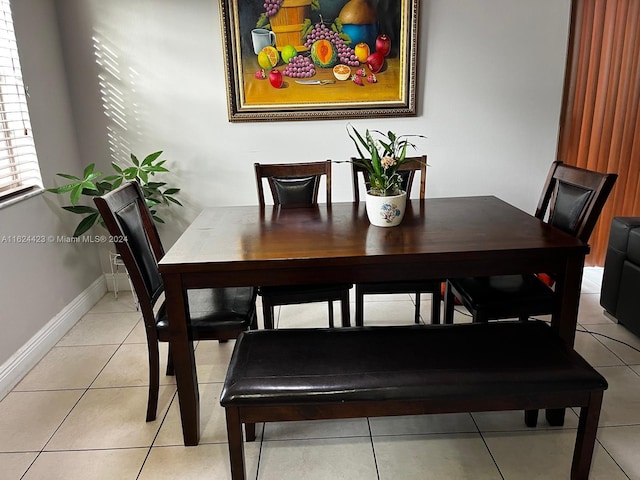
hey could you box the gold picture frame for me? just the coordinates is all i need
[219,0,420,122]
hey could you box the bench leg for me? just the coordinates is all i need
[225,407,246,480]
[571,391,603,480]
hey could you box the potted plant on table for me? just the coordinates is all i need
[47,151,182,237]
[347,124,426,227]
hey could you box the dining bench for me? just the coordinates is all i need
[220,321,607,480]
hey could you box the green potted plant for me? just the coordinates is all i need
[47,151,181,237]
[347,124,425,227]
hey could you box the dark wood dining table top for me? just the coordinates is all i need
[159,196,588,287]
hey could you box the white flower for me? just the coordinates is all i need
[381,156,396,169]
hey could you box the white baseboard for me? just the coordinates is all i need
[0,276,107,400]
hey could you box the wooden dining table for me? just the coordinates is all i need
[159,196,589,446]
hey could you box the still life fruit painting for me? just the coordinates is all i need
[220,0,420,121]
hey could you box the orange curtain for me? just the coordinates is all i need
[557,0,640,266]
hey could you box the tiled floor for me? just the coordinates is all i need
[2,267,640,479]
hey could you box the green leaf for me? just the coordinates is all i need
[73,213,100,237]
[139,170,149,184]
[123,167,138,179]
[163,188,180,195]
[62,205,98,214]
[130,153,140,166]
[70,184,84,205]
[166,196,183,206]
[82,163,95,178]
[56,173,81,181]
[111,162,123,174]
[142,151,163,165]
[46,184,77,194]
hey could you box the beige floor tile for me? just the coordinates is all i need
[139,442,260,480]
[193,340,236,383]
[417,297,442,324]
[353,299,420,327]
[92,343,175,388]
[277,302,343,329]
[573,329,624,367]
[14,345,117,391]
[596,366,640,426]
[472,408,579,432]
[586,324,640,364]
[57,312,141,346]
[22,448,148,480]
[374,433,501,479]
[45,386,173,450]
[155,383,231,446]
[370,413,477,436]
[581,268,603,294]
[259,437,378,480]
[357,292,413,303]
[578,293,613,325]
[598,425,640,479]
[123,318,147,344]
[0,452,38,479]
[89,291,138,313]
[264,418,370,441]
[0,390,83,452]
[484,429,626,479]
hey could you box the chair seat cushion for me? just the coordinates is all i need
[452,274,554,313]
[156,287,256,335]
[220,321,606,406]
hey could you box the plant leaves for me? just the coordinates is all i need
[62,205,98,214]
[73,213,100,237]
[142,151,163,165]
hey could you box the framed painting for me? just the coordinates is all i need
[219,0,420,122]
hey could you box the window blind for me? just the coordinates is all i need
[0,0,41,202]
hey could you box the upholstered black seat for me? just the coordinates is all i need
[94,181,257,421]
[221,321,606,405]
[351,155,442,325]
[444,161,617,325]
[254,161,352,329]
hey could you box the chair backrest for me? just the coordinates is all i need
[254,160,332,206]
[94,181,165,322]
[351,155,427,202]
[535,161,617,243]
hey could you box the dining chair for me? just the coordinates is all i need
[351,155,443,326]
[94,181,258,422]
[254,160,352,329]
[443,161,618,325]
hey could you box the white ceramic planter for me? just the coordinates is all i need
[365,191,407,227]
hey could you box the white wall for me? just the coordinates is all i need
[0,0,103,370]
[54,0,571,248]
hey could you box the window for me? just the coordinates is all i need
[0,0,41,205]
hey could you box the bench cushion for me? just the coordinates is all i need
[220,321,606,407]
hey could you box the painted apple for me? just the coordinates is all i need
[376,34,391,57]
[354,42,370,63]
[269,69,283,88]
[366,52,384,74]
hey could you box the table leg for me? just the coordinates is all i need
[547,253,586,425]
[163,273,200,446]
